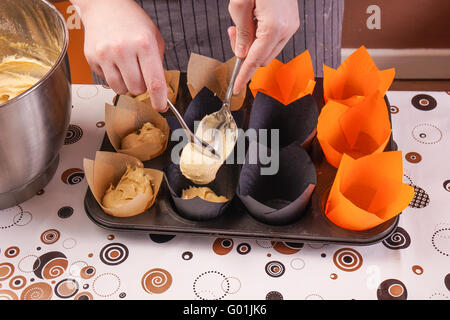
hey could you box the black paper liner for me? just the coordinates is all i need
[237,140,316,225]
[164,163,239,221]
[164,86,242,221]
[248,92,318,149]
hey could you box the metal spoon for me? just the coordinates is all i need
[166,99,220,158]
[197,57,243,159]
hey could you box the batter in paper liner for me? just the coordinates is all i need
[121,122,166,150]
[182,186,228,203]
[102,165,153,209]
[180,113,237,185]
[0,55,51,104]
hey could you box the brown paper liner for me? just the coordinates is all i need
[324,152,414,231]
[323,46,395,107]
[186,53,246,111]
[105,95,170,162]
[317,92,391,168]
[127,69,180,105]
[248,50,316,106]
[83,151,164,218]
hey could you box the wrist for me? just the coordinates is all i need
[70,0,134,19]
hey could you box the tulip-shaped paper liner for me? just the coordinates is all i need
[186,53,246,111]
[248,92,318,149]
[165,87,241,220]
[83,151,164,218]
[325,152,414,231]
[105,95,170,162]
[317,92,392,168]
[323,46,395,107]
[127,69,180,105]
[249,50,316,106]
[164,162,238,221]
[237,140,316,226]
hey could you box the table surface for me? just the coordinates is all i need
[0,85,449,300]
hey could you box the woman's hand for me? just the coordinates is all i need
[228,0,300,94]
[72,0,168,111]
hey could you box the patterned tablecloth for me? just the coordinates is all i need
[0,85,449,301]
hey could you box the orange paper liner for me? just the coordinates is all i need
[323,46,395,107]
[325,152,414,231]
[105,95,170,162]
[249,50,316,106]
[127,69,180,106]
[83,151,164,218]
[186,53,246,111]
[317,91,392,168]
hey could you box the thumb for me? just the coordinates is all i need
[228,0,256,58]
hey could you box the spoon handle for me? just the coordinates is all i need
[223,57,243,110]
[166,99,220,158]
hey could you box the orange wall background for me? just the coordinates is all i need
[54,1,93,84]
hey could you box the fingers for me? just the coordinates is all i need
[115,48,147,96]
[101,63,128,95]
[233,34,279,94]
[137,48,168,112]
[228,0,256,58]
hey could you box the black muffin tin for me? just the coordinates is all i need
[84,76,399,245]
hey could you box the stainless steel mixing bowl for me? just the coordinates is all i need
[0,0,71,209]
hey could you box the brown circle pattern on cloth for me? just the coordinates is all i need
[212,238,233,255]
[57,206,74,219]
[0,289,18,300]
[383,227,411,250]
[390,105,399,114]
[272,241,304,255]
[377,279,407,300]
[431,227,450,257]
[80,266,96,279]
[193,271,229,300]
[55,278,79,299]
[61,168,85,185]
[33,251,68,280]
[265,261,285,277]
[96,121,105,128]
[182,251,193,260]
[99,243,129,266]
[412,265,423,275]
[411,94,437,111]
[40,229,60,244]
[405,152,422,163]
[0,206,24,230]
[409,185,430,208]
[412,123,443,144]
[0,262,14,281]
[4,246,20,258]
[333,248,363,272]
[92,272,121,297]
[443,180,450,192]
[141,268,172,294]
[20,282,53,300]
[445,274,450,291]
[74,291,94,300]
[236,243,251,255]
[9,275,26,290]
[64,124,83,145]
[266,291,283,300]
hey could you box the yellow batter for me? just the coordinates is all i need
[121,122,166,150]
[102,165,153,209]
[0,55,51,104]
[182,186,228,203]
[179,113,237,185]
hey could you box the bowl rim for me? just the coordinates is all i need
[0,0,70,109]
